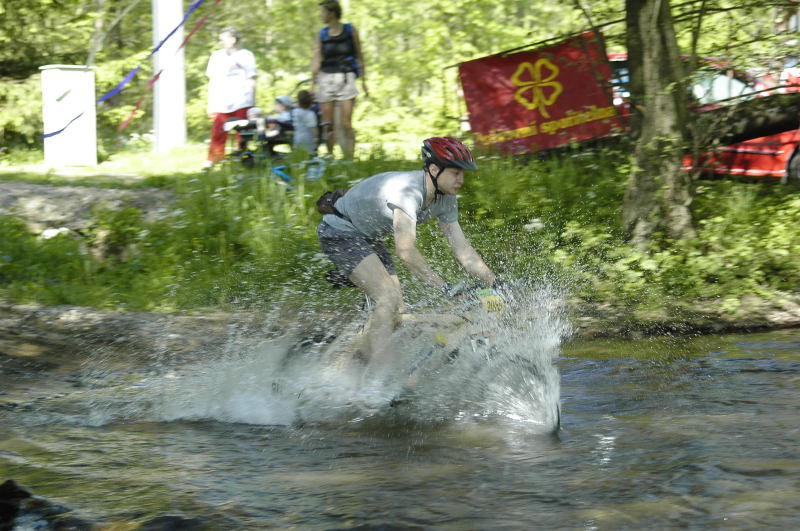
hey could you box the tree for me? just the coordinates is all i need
[0,0,95,79]
[622,0,695,248]
[4,0,791,157]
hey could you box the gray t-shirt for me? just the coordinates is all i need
[323,170,458,238]
[291,108,317,152]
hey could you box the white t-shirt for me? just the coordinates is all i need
[206,48,257,114]
[323,170,458,238]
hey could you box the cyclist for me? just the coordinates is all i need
[317,137,497,367]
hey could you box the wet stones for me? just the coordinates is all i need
[0,480,208,530]
[137,515,204,530]
[0,479,92,530]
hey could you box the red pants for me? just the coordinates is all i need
[207,107,250,162]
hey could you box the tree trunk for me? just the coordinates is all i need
[623,0,695,249]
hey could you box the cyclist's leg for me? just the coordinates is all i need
[348,253,402,365]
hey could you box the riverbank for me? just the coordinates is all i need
[2,157,800,351]
[3,288,800,363]
[1,173,798,342]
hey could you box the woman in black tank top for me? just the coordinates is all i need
[320,28,357,74]
[312,0,368,160]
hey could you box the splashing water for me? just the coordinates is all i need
[85,281,569,433]
[390,281,568,430]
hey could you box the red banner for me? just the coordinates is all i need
[458,32,623,154]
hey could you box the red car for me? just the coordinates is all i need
[686,129,800,182]
[608,53,800,183]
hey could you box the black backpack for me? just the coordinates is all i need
[316,188,348,218]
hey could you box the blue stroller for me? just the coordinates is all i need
[224,83,328,178]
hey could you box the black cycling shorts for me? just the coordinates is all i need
[317,221,396,278]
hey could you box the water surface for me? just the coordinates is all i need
[2,319,799,529]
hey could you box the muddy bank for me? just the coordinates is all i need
[2,180,800,361]
[0,181,172,234]
[570,292,800,339]
[2,293,800,370]
[0,301,273,366]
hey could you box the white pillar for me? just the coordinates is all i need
[152,0,187,153]
[40,65,97,167]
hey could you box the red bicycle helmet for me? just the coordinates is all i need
[421,137,477,170]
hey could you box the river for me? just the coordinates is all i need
[1,301,799,529]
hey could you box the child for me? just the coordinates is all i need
[291,90,319,155]
[247,106,267,134]
[262,96,295,156]
[221,106,266,152]
[272,96,294,124]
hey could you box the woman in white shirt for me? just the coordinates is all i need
[205,27,257,166]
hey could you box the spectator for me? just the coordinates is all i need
[272,95,294,123]
[292,90,319,156]
[311,0,367,159]
[205,27,257,166]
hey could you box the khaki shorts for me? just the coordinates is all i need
[316,71,358,103]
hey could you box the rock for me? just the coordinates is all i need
[138,515,204,530]
[0,479,92,530]
[0,481,210,530]
[0,181,171,234]
[0,479,32,517]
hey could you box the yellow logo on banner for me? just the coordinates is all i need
[511,59,563,118]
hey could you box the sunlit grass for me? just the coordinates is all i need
[1,143,799,319]
[0,142,210,188]
[99,142,210,177]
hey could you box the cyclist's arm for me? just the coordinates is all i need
[440,220,496,285]
[393,208,446,289]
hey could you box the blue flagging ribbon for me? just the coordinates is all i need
[97,0,204,104]
[43,0,205,137]
[42,112,85,139]
[96,65,142,104]
[151,0,204,55]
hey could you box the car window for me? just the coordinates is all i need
[611,64,630,104]
[691,71,755,104]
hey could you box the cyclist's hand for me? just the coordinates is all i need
[492,279,510,291]
[442,281,468,298]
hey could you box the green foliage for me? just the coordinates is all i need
[1,0,794,155]
[0,75,42,144]
[542,177,800,311]
[0,215,95,305]
[1,149,799,317]
[670,0,798,75]
[0,157,342,310]
[0,0,95,78]
[1,0,799,315]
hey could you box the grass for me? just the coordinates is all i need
[0,142,208,188]
[1,142,800,322]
